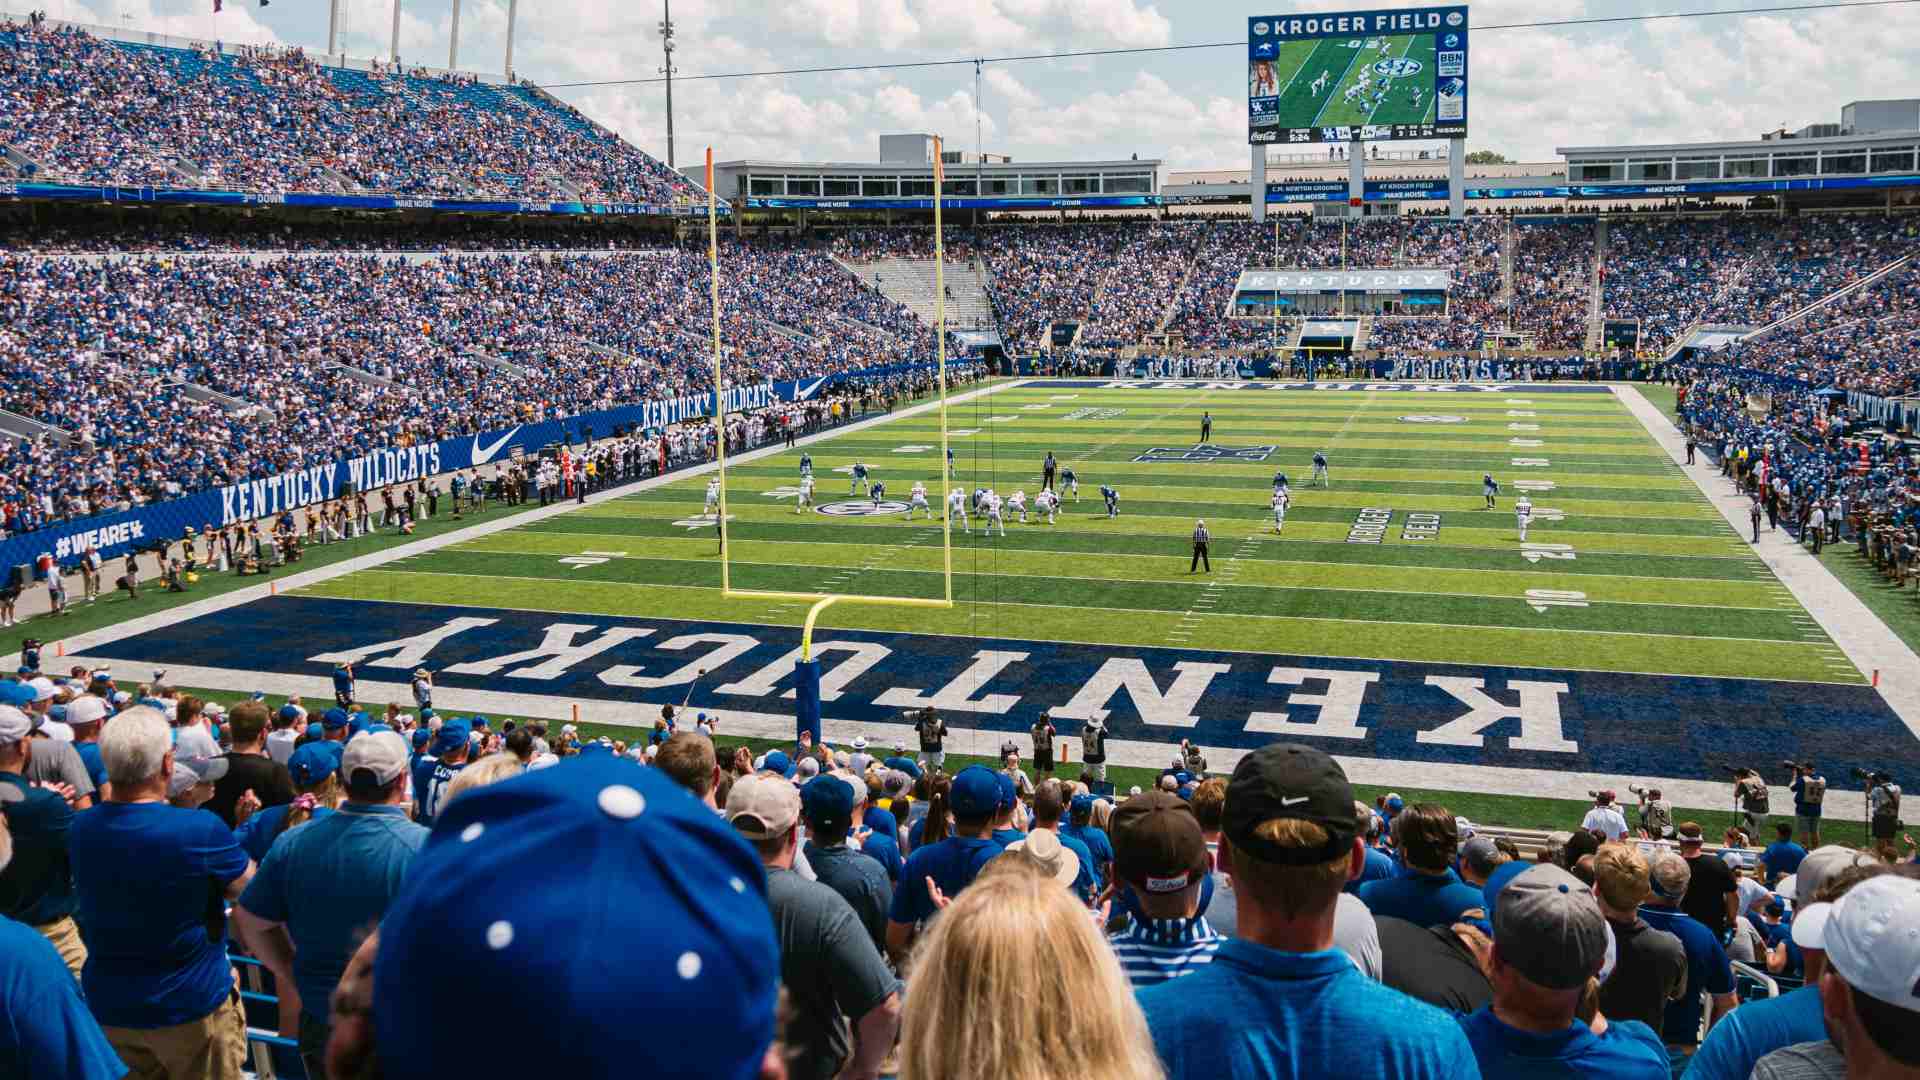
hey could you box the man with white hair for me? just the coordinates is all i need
[0,812,126,1077]
[1639,849,1737,1068]
[234,730,429,1076]
[68,706,256,1079]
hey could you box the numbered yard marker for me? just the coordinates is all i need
[1507,410,1536,418]
[1512,458,1551,467]
[1525,588,1589,613]
[1020,404,1053,410]
[1514,479,1556,491]
[1508,423,1540,431]
[558,556,609,569]
[893,445,933,454]
[763,486,803,498]
[1049,394,1081,400]
[1528,507,1567,523]
[1520,543,1576,563]
[1509,438,1544,447]
[949,428,981,437]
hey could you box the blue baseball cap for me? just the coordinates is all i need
[412,728,432,750]
[349,712,372,737]
[277,704,301,722]
[950,765,1001,818]
[322,707,349,730]
[1070,793,1096,818]
[760,750,795,779]
[433,720,471,756]
[0,682,34,707]
[883,755,922,779]
[374,756,778,1079]
[1481,859,1534,923]
[995,771,1017,813]
[287,742,341,787]
[800,775,855,830]
[305,722,324,740]
[471,715,489,729]
[420,707,435,721]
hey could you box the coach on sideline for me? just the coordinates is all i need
[1190,519,1212,574]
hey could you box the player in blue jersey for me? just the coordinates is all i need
[799,452,812,478]
[1273,470,1290,496]
[1101,485,1119,518]
[946,446,955,479]
[849,461,870,495]
[1061,465,1079,500]
[1483,473,1499,509]
[870,479,886,506]
[1312,451,1329,487]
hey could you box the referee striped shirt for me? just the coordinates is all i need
[1109,915,1223,988]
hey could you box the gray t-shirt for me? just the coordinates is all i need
[1752,1039,1846,1080]
[1203,843,1380,981]
[766,868,899,1080]
[24,737,96,800]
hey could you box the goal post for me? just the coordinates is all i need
[703,145,956,740]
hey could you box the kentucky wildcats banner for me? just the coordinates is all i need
[2,364,915,571]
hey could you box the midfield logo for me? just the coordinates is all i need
[1134,444,1276,464]
[817,500,910,517]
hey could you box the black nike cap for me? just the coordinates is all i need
[1223,743,1358,866]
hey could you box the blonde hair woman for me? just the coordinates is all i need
[899,857,1163,1080]
[1090,795,1115,835]
[441,751,527,806]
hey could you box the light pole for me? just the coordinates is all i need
[660,0,677,168]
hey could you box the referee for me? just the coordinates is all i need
[1190,519,1211,574]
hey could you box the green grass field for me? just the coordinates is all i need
[303,383,1859,685]
[1256,33,1438,135]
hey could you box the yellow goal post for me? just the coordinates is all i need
[704,144,956,657]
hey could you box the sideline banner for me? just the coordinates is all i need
[9,361,946,570]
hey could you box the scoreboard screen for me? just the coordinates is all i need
[1249,6,1468,145]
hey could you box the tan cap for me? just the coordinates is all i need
[725,774,801,840]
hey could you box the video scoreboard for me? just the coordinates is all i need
[1248,6,1469,145]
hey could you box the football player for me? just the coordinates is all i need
[1035,488,1060,524]
[794,474,815,514]
[1312,451,1329,487]
[1101,484,1120,519]
[946,486,970,533]
[985,491,1008,537]
[869,479,886,507]
[1008,489,1029,524]
[908,481,931,520]
[704,477,721,515]
[799,452,813,478]
[1515,495,1534,542]
[849,461,870,495]
[1060,465,1079,500]
[1483,473,1499,509]
[1272,489,1290,535]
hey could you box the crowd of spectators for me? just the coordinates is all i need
[0,20,698,204]
[5,674,1917,1080]
[0,238,940,536]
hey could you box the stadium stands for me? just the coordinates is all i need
[0,22,699,204]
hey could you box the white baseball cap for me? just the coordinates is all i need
[0,705,30,746]
[341,730,410,786]
[64,696,109,727]
[1817,874,1920,1014]
[26,677,55,702]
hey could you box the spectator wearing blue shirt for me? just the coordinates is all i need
[1061,793,1116,889]
[1760,823,1807,886]
[416,720,471,827]
[1137,743,1479,1079]
[0,705,84,977]
[1457,861,1668,1079]
[1357,803,1485,928]
[1107,788,1222,988]
[887,764,1003,965]
[65,693,111,792]
[69,707,255,1079]
[1682,850,1890,1080]
[1349,806,1397,894]
[234,730,428,1077]
[330,662,354,708]
[859,804,904,882]
[0,812,127,1080]
[1639,850,1738,1068]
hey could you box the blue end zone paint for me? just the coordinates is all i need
[1020,380,1615,393]
[97,596,1920,782]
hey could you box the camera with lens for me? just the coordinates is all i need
[1781,760,1812,772]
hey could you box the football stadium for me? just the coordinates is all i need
[3,1,1920,1078]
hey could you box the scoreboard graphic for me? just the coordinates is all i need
[1249,6,1468,145]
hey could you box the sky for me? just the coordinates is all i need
[27,0,1920,172]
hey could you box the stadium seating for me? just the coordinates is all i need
[0,22,699,203]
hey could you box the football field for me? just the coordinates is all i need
[69,380,1920,801]
[1260,34,1439,134]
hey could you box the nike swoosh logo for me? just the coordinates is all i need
[795,377,828,401]
[470,426,522,466]
[1280,795,1309,807]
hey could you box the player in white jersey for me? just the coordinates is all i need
[946,487,970,533]
[1515,496,1533,542]
[704,477,721,514]
[1008,489,1029,524]
[795,475,815,513]
[1035,488,1060,524]
[1272,490,1291,534]
[908,481,931,519]
[985,493,1007,537]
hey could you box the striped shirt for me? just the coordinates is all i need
[1109,915,1222,988]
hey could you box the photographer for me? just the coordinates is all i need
[1631,784,1675,839]
[1731,767,1770,843]
[1786,760,1826,847]
[1864,770,1902,844]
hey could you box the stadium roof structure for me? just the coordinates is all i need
[702,154,1163,211]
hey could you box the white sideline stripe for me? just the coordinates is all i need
[52,655,1873,818]
[1614,384,1920,739]
[3,379,1023,666]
